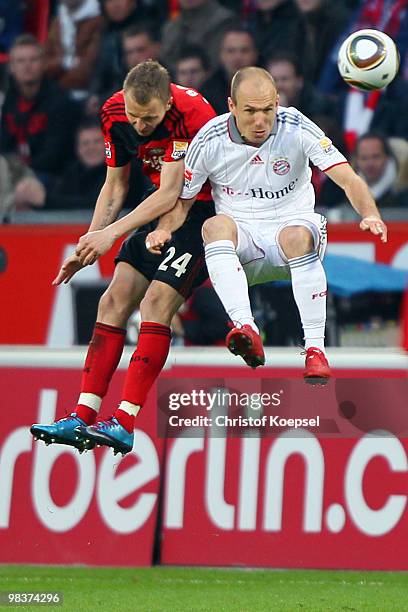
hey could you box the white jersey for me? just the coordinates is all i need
[181,106,347,221]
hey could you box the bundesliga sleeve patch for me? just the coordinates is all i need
[171,141,189,160]
[319,137,334,154]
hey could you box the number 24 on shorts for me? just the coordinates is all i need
[158,247,192,277]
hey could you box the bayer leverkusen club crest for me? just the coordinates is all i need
[272,157,291,175]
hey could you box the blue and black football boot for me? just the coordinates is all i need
[31,413,95,452]
[76,417,134,456]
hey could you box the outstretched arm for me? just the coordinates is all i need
[76,160,185,265]
[325,163,388,243]
[53,164,130,284]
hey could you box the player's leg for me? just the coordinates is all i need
[82,209,215,454]
[74,262,149,424]
[82,282,185,455]
[30,263,150,449]
[203,214,264,368]
[278,224,330,384]
[30,226,157,449]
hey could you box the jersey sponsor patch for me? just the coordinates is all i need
[272,157,291,175]
[105,140,112,159]
[172,141,189,160]
[319,137,334,154]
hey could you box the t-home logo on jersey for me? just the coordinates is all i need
[223,179,298,200]
[250,179,298,200]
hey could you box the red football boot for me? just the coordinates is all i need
[226,324,265,369]
[303,347,331,385]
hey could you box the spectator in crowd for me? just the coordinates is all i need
[87,0,161,114]
[245,0,298,65]
[0,35,79,186]
[87,23,161,113]
[161,0,238,73]
[266,53,333,118]
[13,119,106,210]
[292,0,350,85]
[175,45,210,91]
[354,132,408,209]
[0,153,35,221]
[45,0,102,97]
[201,27,258,114]
[0,0,25,53]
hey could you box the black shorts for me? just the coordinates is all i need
[115,202,215,299]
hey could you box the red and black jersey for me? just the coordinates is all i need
[100,84,216,200]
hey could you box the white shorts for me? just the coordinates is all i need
[232,212,327,286]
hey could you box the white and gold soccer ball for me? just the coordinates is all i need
[337,29,399,91]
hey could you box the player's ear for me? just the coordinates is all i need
[227,97,234,113]
[167,96,173,110]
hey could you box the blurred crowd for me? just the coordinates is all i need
[0,0,408,223]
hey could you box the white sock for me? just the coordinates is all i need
[117,400,141,417]
[288,252,326,352]
[78,393,102,414]
[205,240,258,333]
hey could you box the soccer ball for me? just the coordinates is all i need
[337,29,399,91]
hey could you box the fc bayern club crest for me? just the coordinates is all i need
[272,158,291,175]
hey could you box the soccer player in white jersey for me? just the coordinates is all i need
[147,66,388,384]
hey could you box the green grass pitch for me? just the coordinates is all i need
[0,565,407,611]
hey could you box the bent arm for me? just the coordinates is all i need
[89,164,130,230]
[157,197,196,233]
[105,159,185,239]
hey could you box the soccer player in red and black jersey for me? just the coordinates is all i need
[31,60,216,455]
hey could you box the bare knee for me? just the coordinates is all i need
[140,282,184,326]
[202,214,237,246]
[279,226,315,260]
[98,284,137,327]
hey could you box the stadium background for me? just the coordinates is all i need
[1,1,408,608]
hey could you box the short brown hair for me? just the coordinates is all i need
[231,66,276,104]
[10,34,44,55]
[123,60,171,105]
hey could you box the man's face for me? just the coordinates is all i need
[104,0,135,22]
[220,32,258,78]
[229,78,279,146]
[356,138,389,184]
[123,34,159,69]
[77,127,106,168]
[176,57,208,90]
[267,60,303,105]
[124,93,171,136]
[9,44,45,87]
